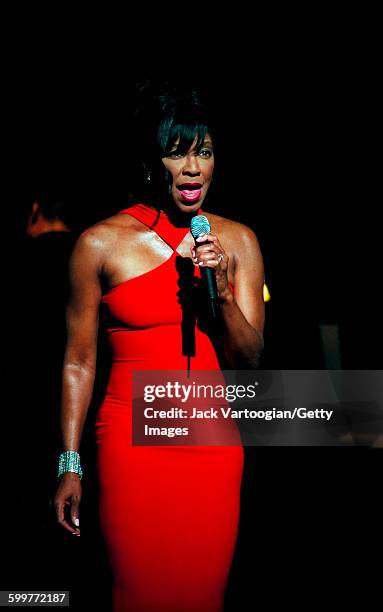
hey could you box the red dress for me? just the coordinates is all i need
[95,203,244,612]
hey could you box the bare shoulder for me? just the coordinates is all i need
[206,211,262,255]
[71,211,142,263]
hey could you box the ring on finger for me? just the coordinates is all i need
[217,253,224,263]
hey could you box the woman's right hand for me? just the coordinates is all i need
[54,473,82,536]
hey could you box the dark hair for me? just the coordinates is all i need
[32,189,74,228]
[36,192,66,220]
[131,81,214,204]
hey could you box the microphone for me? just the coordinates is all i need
[190,215,219,319]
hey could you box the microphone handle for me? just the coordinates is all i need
[201,266,219,319]
[194,234,219,319]
[201,266,219,301]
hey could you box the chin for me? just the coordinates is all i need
[173,195,205,213]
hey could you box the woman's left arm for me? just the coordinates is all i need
[193,225,265,368]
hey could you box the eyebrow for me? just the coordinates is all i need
[169,137,213,152]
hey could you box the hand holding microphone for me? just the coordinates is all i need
[190,215,231,318]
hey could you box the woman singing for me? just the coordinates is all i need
[54,83,265,611]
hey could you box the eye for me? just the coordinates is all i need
[168,150,183,159]
[198,148,213,158]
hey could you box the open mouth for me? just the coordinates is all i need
[177,183,203,203]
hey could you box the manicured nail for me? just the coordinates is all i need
[74,518,79,527]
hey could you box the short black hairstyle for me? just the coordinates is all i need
[31,189,74,228]
[36,191,67,220]
[131,80,214,203]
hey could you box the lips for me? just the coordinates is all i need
[177,183,203,203]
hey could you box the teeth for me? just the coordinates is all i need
[180,189,201,200]
[178,187,202,201]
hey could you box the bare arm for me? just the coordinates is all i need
[54,229,103,534]
[60,231,102,452]
[192,225,265,368]
[219,226,265,368]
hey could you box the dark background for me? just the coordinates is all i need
[2,32,381,610]
[5,52,381,369]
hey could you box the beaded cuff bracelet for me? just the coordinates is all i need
[57,450,83,480]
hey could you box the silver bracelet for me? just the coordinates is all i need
[57,450,83,480]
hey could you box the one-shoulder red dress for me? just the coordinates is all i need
[95,203,244,612]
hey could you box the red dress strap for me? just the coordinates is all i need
[119,202,204,252]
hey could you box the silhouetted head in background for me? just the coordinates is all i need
[26,192,72,238]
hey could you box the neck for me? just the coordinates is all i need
[160,202,201,228]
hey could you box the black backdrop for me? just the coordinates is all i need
[6,65,380,369]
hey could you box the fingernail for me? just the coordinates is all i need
[74,518,79,527]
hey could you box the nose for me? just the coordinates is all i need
[182,153,200,176]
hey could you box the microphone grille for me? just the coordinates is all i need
[190,215,211,238]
